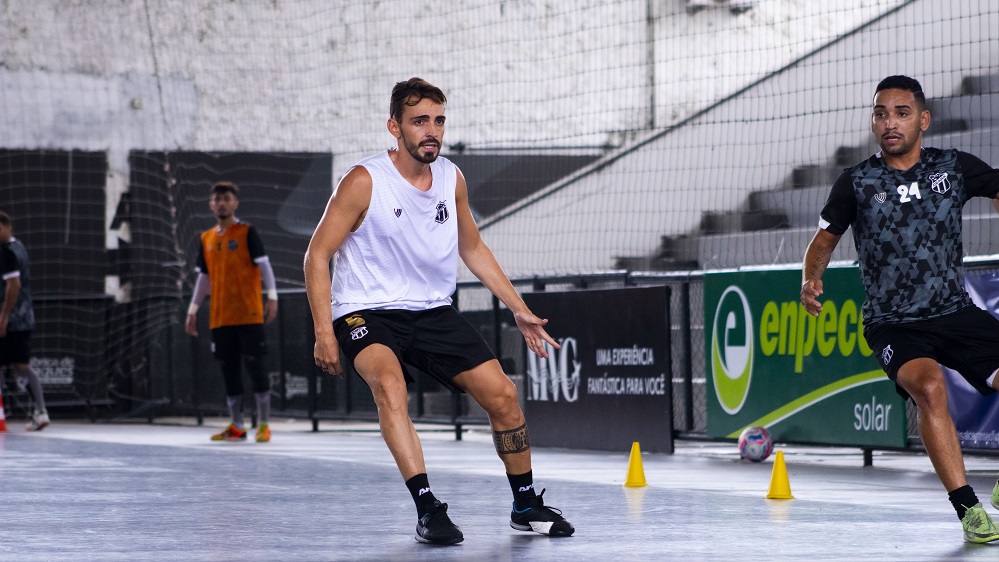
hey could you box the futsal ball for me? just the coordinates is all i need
[737,426,773,462]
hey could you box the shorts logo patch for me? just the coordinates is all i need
[881,344,893,365]
[350,326,368,341]
[345,315,365,328]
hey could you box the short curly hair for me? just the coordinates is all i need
[389,77,447,122]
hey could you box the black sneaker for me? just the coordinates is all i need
[415,501,464,545]
[509,489,575,537]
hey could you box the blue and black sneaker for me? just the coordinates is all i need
[416,501,464,545]
[510,489,575,537]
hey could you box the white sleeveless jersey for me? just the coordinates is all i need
[331,150,459,320]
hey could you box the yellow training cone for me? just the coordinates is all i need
[765,450,794,499]
[624,441,648,487]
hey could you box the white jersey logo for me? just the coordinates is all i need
[435,201,449,224]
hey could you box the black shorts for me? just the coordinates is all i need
[0,330,31,365]
[333,306,496,393]
[210,323,268,363]
[864,305,999,399]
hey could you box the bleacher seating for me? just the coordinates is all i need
[617,73,999,271]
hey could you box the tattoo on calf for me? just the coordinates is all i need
[493,423,531,455]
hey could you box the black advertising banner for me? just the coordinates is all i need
[523,286,673,453]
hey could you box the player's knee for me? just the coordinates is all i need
[495,379,519,409]
[370,379,409,415]
[909,376,948,410]
[223,383,244,397]
[243,356,269,387]
[243,354,260,370]
[481,380,522,423]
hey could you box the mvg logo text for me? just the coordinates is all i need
[526,337,580,402]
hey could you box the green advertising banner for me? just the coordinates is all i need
[705,266,907,448]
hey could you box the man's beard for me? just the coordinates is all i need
[878,134,916,156]
[405,138,439,164]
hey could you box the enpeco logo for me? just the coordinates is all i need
[711,285,754,414]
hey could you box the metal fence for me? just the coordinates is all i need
[124,271,707,440]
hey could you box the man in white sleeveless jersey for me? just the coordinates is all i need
[304,77,575,545]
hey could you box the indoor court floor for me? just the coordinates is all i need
[1,419,998,561]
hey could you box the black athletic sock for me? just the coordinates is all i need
[508,470,537,510]
[405,473,438,517]
[948,485,980,520]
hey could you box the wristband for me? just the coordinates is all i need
[267,289,278,301]
[187,303,199,316]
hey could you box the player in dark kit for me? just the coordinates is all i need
[0,211,49,431]
[801,75,999,543]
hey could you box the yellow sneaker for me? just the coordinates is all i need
[991,481,999,511]
[961,503,999,543]
[255,423,271,443]
[210,424,247,442]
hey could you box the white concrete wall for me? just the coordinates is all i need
[0,0,917,284]
[0,1,903,171]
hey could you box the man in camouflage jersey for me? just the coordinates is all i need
[801,75,999,543]
[0,210,48,431]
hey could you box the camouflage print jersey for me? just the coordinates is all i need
[819,148,999,328]
[0,237,35,332]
